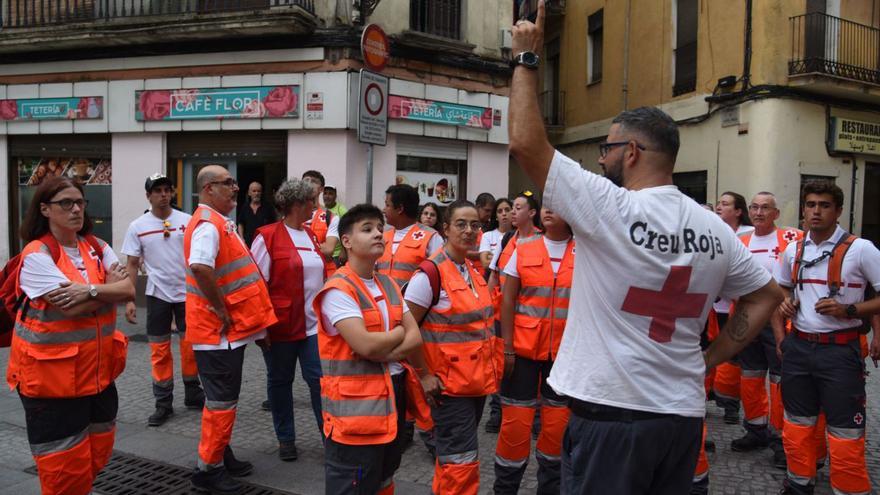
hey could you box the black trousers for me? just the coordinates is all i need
[20,382,118,447]
[194,345,246,405]
[561,401,702,495]
[324,372,407,494]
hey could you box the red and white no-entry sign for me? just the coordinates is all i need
[358,70,388,146]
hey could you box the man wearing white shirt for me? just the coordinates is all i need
[774,181,880,495]
[506,3,783,492]
[122,173,204,427]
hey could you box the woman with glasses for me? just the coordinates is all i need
[8,176,134,495]
[250,179,335,462]
[405,200,502,495]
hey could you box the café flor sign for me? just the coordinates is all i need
[135,86,300,121]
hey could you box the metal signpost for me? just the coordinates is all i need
[359,24,390,203]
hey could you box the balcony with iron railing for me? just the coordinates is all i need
[789,12,880,86]
[540,89,564,128]
[0,0,317,55]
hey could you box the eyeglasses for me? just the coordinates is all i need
[453,221,483,232]
[748,204,777,213]
[45,199,89,211]
[207,178,238,189]
[599,141,646,158]
[163,220,172,239]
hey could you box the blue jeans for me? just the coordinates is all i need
[263,335,323,444]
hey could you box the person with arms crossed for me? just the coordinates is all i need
[185,165,277,494]
[774,181,880,495]
[507,3,783,492]
[315,204,422,494]
[8,176,133,495]
[123,173,205,427]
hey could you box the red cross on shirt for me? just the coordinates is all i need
[783,230,798,242]
[412,230,425,241]
[620,266,708,344]
[771,246,781,258]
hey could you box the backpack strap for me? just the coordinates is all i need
[408,259,441,325]
[84,235,104,262]
[827,233,857,297]
[791,239,805,287]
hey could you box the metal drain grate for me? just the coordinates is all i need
[26,451,296,495]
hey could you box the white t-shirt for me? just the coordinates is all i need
[543,151,770,417]
[744,229,786,274]
[488,234,514,272]
[250,225,325,337]
[504,236,571,277]
[188,204,266,350]
[20,240,119,300]
[774,225,880,333]
[320,276,410,375]
[405,257,473,312]
[121,209,191,303]
[391,224,444,257]
[712,224,756,314]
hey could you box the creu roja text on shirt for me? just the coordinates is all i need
[629,221,725,260]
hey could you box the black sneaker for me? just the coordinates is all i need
[279,442,298,462]
[148,406,173,427]
[704,438,715,453]
[261,399,271,412]
[184,386,206,410]
[723,408,740,425]
[773,448,787,470]
[223,446,253,477]
[731,430,769,452]
[484,414,501,433]
[191,467,243,495]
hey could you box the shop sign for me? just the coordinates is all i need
[306,92,324,121]
[361,24,390,73]
[389,95,493,130]
[135,86,300,121]
[830,117,880,156]
[0,96,103,121]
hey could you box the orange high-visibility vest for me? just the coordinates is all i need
[314,266,402,445]
[308,208,331,244]
[512,235,575,361]
[493,233,537,322]
[421,250,502,397]
[376,224,438,287]
[183,206,276,345]
[7,237,127,398]
[738,227,803,257]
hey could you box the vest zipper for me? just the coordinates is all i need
[549,276,557,361]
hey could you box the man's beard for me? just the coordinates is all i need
[603,157,624,187]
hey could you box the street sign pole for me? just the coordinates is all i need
[366,144,374,203]
[359,24,389,205]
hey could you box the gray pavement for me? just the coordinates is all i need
[0,308,877,494]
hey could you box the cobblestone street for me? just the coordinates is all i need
[0,310,877,494]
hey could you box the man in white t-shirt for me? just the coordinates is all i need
[773,181,880,495]
[122,174,204,427]
[506,4,783,492]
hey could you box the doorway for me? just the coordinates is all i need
[182,158,237,217]
[863,162,880,247]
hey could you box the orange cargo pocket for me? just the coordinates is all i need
[23,345,79,398]
[512,318,539,356]
[225,284,264,328]
[441,344,488,397]
[110,331,128,380]
[334,376,393,436]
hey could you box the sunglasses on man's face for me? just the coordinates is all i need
[207,178,238,189]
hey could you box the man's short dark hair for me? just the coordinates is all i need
[302,170,325,187]
[611,106,680,162]
[385,184,420,219]
[801,180,844,209]
[339,204,384,238]
[475,192,496,208]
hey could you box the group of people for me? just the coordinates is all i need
[5,3,880,495]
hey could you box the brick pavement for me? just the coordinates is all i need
[0,308,877,494]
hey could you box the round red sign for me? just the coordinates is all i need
[361,24,390,73]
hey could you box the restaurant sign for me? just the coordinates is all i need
[389,95,493,130]
[136,86,300,121]
[0,97,103,121]
[830,117,880,156]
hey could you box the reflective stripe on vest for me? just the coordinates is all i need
[321,358,386,376]
[186,270,263,298]
[323,397,394,418]
[513,304,569,320]
[14,321,114,344]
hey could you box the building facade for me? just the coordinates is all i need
[0,0,514,260]
[520,0,880,245]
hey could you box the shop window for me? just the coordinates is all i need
[396,155,465,207]
[587,9,603,84]
[410,0,462,39]
[673,170,707,205]
[673,0,698,96]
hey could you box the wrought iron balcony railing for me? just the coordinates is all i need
[1,0,314,28]
[789,12,880,85]
[540,89,564,128]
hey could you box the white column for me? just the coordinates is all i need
[467,142,510,200]
[287,129,353,206]
[111,133,165,250]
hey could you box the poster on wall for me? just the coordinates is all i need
[135,86,300,121]
[395,171,459,206]
[18,157,112,186]
[0,97,103,121]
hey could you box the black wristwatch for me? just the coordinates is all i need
[510,51,540,70]
[845,304,858,318]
